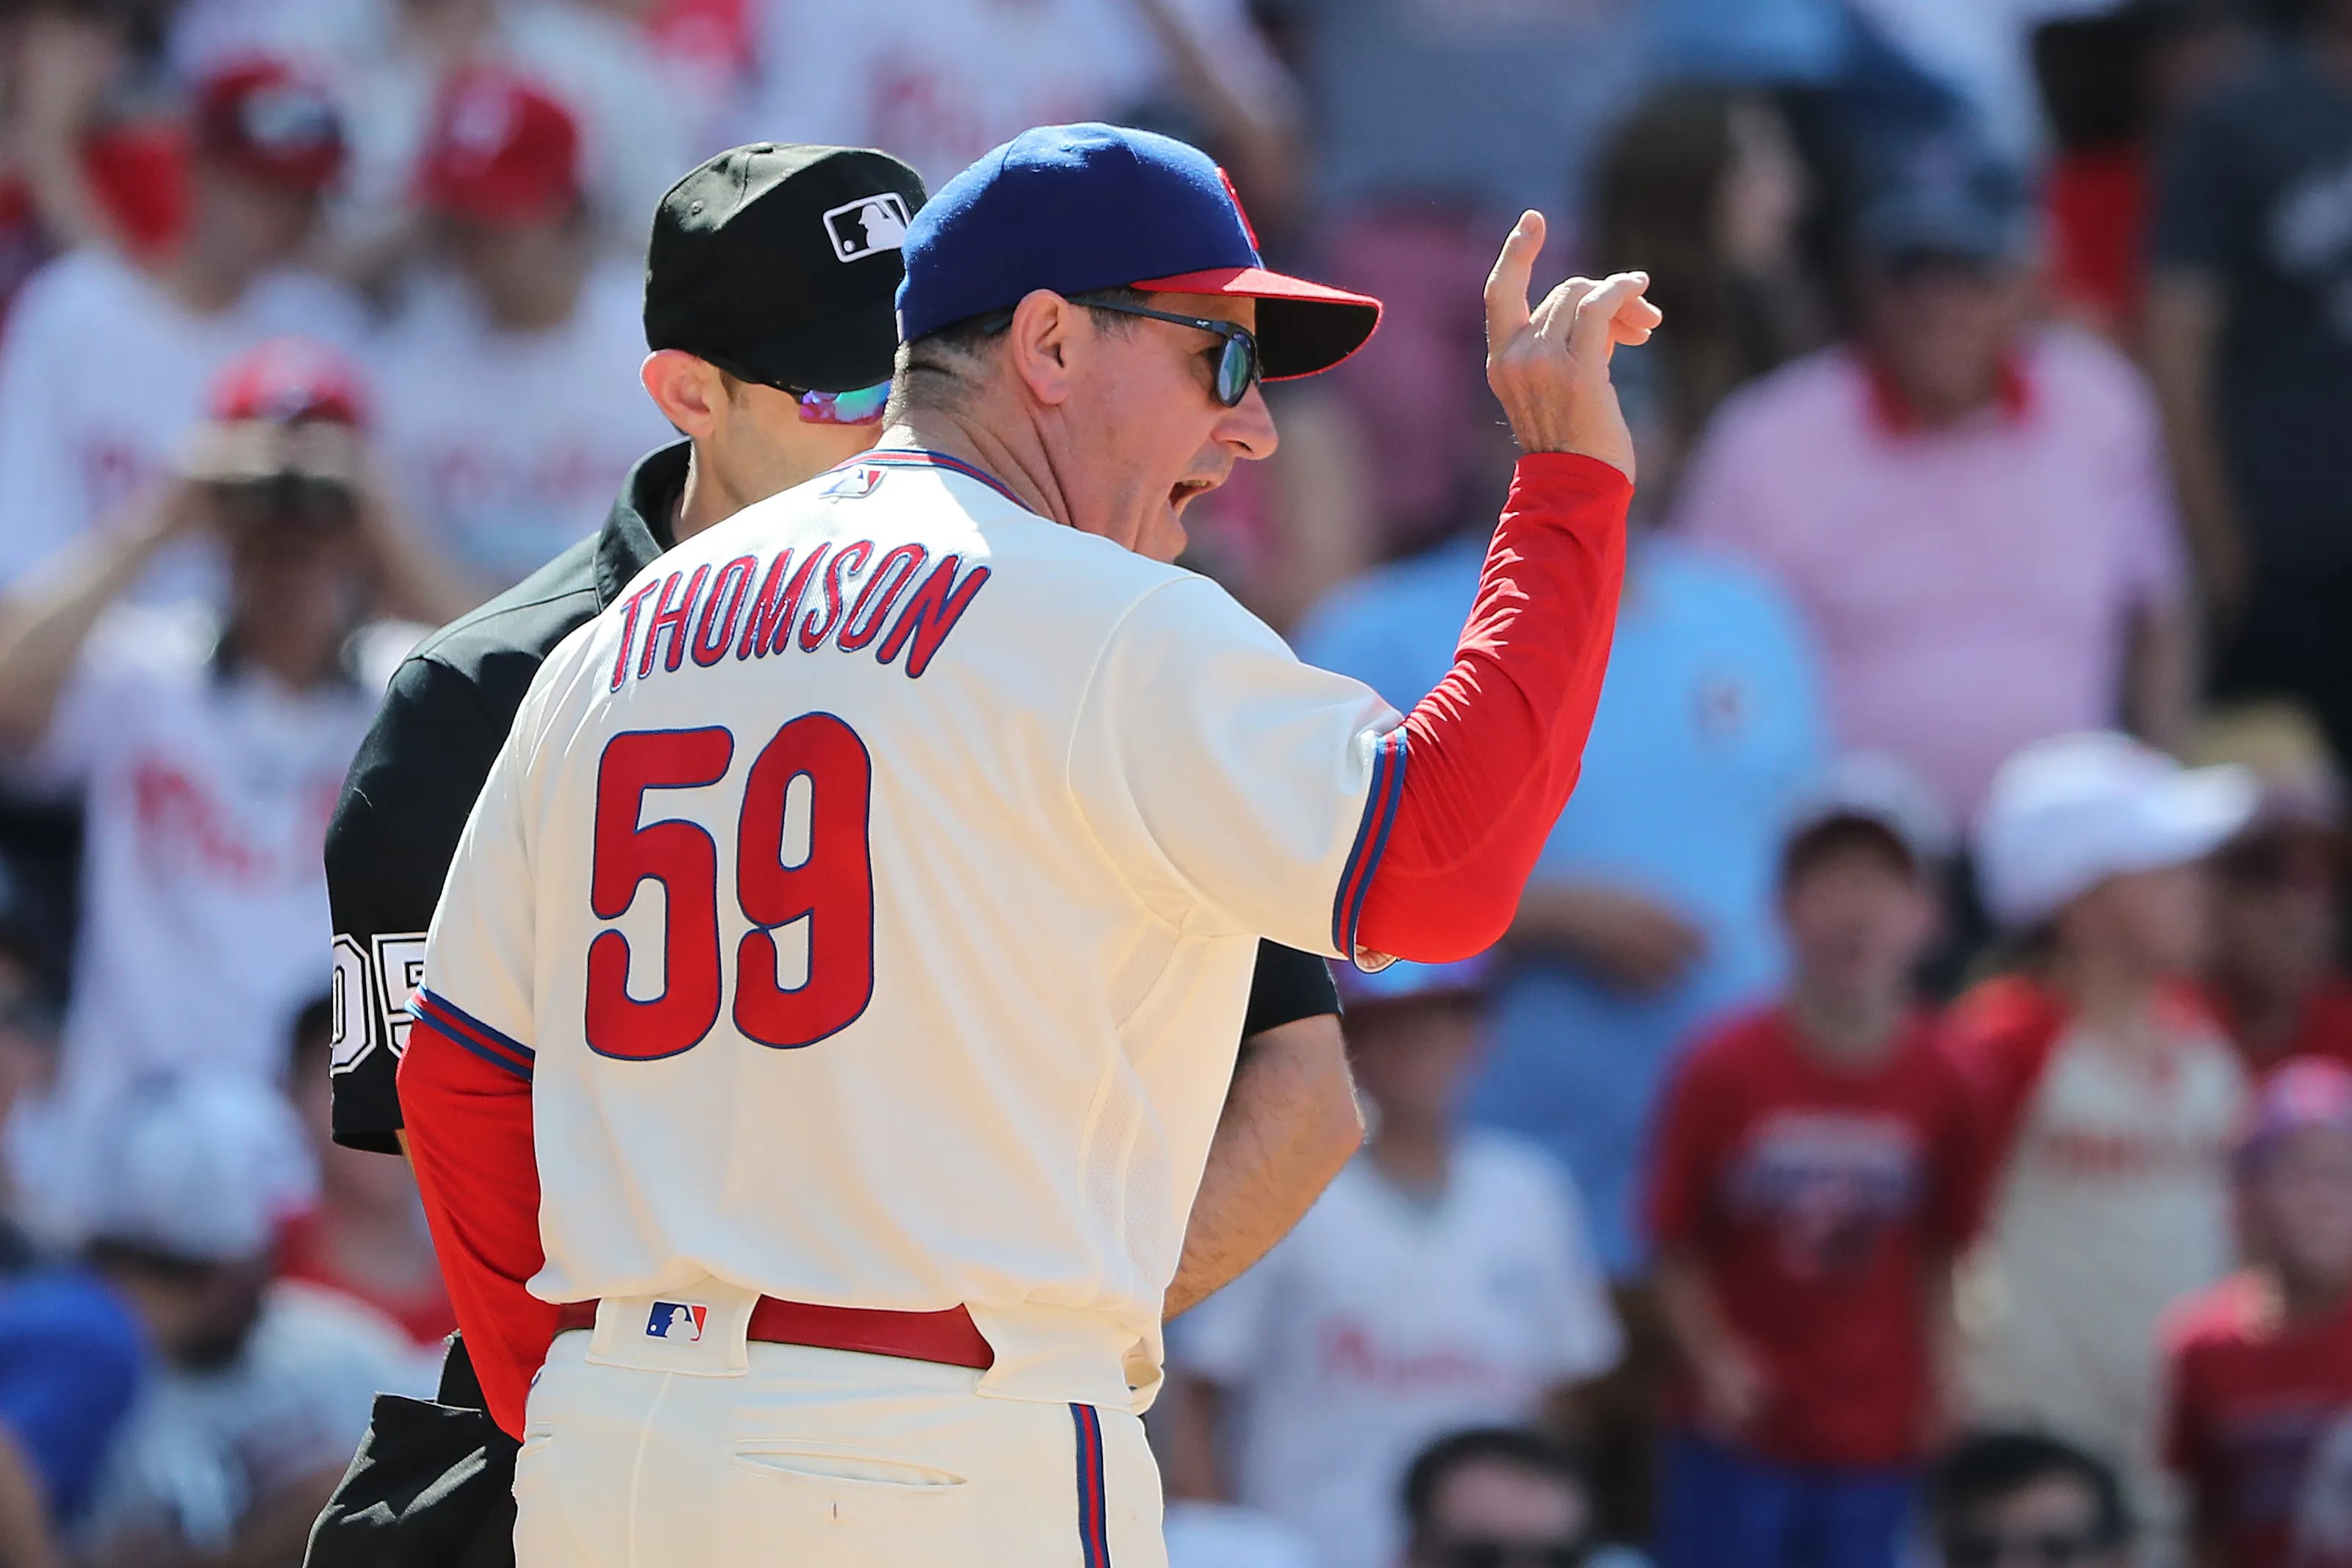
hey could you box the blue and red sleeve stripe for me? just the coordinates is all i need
[1330,728,1407,965]
[412,990,535,1082]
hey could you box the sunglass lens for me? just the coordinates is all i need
[1217,337,1258,406]
[799,380,891,425]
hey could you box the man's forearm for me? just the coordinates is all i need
[0,484,181,747]
[2125,600,2195,756]
[2145,273,2244,610]
[1165,1013,1360,1317]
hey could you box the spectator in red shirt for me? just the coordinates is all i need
[2167,1057,2352,1568]
[1648,756,1978,1568]
[280,995,454,1349]
[2191,704,2352,1075]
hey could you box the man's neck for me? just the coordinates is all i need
[1367,1112,1450,1196]
[159,249,252,318]
[1788,982,1906,1067]
[672,436,858,542]
[230,625,339,691]
[876,410,1071,528]
[2052,946,2162,1042]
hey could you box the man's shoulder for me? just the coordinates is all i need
[2021,326,2157,422]
[2161,1270,2278,1363]
[4,248,141,340]
[405,533,607,688]
[1706,346,1866,445]
[1292,535,1483,653]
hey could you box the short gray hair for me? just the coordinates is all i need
[888,286,1148,419]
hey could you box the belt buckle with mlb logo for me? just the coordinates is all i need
[645,1301,708,1342]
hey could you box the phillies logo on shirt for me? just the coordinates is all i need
[646,1301,708,1341]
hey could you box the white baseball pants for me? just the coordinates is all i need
[512,1296,1165,1568]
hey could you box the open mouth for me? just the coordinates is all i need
[1168,478,1216,514]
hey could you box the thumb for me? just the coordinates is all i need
[1484,210,1545,353]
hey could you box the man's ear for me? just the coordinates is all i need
[641,350,725,439]
[1004,289,1079,409]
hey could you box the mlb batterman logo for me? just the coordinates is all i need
[646,1301,708,1342]
[822,193,911,263]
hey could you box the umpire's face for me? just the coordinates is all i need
[1021,290,1277,564]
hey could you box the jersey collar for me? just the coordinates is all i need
[838,448,1031,511]
[594,441,691,609]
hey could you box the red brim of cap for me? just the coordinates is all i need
[1132,266,1381,380]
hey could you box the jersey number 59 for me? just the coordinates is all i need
[585,716,873,1060]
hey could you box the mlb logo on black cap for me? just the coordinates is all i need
[646,1301,708,1342]
[822,193,912,263]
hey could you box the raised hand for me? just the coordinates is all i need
[1483,210,1661,480]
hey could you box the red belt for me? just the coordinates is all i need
[554,1296,994,1371]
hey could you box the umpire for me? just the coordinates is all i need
[307,142,1348,1566]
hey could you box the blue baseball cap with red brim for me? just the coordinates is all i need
[896,123,1381,380]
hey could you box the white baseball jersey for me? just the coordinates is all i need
[421,450,1406,1413]
[1171,1133,1622,1568]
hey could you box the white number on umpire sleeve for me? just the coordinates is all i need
[372,933,428,1057]
[329,934,378,1073]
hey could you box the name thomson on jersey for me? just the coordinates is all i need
[608,541,990,690]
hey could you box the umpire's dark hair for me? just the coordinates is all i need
[1928,1430,2131,1547]
[1400,1426,1589,1538]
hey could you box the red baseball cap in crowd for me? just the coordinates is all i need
[416,67,582,226]
[193,56,347,191]
[209,337,370,428]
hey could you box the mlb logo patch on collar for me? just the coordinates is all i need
[821,464,884,499]
[646,1301,708,1342]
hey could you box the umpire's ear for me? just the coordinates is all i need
[641,350,728,440]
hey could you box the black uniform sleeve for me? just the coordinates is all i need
[325,655,510,1154]
[1240,941,1339,1039]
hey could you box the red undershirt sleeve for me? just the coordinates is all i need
[398,1020,549,1440]
[1351,452,1630,963]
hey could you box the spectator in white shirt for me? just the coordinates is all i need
[734,0,1302,217]
[0,56,366,601]
[371,66,675,588]
[1165,959,1622,1568]
[0,339,465,1245]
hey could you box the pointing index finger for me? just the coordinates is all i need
[1484,210,1545,353]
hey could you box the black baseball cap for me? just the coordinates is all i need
[644,143,928,393]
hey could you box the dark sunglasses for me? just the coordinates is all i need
[1946,1530,2109,1567]
[1077,298,1263,407]
[1431,1538,1586,1568]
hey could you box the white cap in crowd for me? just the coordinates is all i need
[1783,751,1954,871]
[83,1075,315,1263]
[1974,731,2258,929]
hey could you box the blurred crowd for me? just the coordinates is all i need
[0,0,2343,1566]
